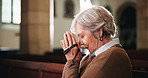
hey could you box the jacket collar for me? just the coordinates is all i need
[90,38,121,57]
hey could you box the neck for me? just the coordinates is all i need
[95,37,112,52]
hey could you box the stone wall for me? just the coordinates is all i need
[20,0,50,54]
[137,0,148,49]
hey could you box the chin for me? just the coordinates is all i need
[88,47,96,54]
[88,49,93,54]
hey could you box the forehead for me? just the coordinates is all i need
[75,23,88,35]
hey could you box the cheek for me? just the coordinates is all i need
[83,35,93,45]
[87,35,96,46]
[83,38,89,45]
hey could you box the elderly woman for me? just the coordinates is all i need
[60,6,132,78]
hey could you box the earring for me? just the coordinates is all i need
[98,37,103,41]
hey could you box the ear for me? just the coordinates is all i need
[99,27,103,38]
[92,27,103,39]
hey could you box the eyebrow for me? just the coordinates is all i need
[77,34,80,36]
[77,32,83,37]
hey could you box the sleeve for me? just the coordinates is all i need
[62,60,80,78]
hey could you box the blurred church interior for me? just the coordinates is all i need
[0,0,148,78]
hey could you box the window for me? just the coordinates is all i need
[2,0,21,24]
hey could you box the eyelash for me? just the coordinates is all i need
[78,35,84,39]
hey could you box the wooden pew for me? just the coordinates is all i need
[1,49,148,78]
[131,60,148,71]
[131,60,148,78]
[1,59,148,78]
[126,50,148,78]
[126,50,148,71]
[0,59,64,78]
[132,70,148,78]
[127,49,148,60]
[0,53,66,64]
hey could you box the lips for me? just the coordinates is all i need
[84,45,88,49]
[85,46,88,49]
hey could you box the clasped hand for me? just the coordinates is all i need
[60,31,82,61]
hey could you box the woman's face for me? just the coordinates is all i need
[75,23,97,53]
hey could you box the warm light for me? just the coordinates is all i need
[2,0,11,23]
[80,0,92,12]
[13,0,21,24]
[2,0,21,24]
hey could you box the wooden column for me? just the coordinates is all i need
[137,0,148,49]
[20,0,50,54]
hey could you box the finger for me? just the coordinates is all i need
[66,32,72,46]
[60,40,66,50]
[70,32,76,44]
[64,33,69,47]
[60,40,63,47]
[63,42,66,50]
[77,42,81,48]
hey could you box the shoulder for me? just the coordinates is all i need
[93,45,130,65]
[101,44,127,57]
[91,46,132,78]
[102,45,131,67]
[93,45,131,69]
[109,45,129,59]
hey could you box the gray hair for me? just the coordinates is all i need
[70,5,116,38]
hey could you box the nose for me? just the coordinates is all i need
[78,40,83,46]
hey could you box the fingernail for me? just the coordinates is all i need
[64,33,66,36]
[66,31,69,34]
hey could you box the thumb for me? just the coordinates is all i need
[76,42,81,48]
